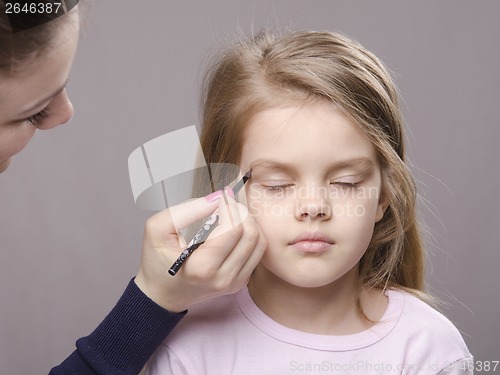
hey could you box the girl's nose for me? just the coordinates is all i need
[36,90,74,130]
[297,205,330,220]
[295,185,331,221]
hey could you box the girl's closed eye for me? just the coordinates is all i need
[263,183,295,192]
[26,109,49,126]
[331,177,362,189]
[261,178,363,191]
[251,168,296,193]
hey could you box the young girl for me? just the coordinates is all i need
[145,30,473,374]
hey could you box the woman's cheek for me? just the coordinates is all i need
[1,124,37,159]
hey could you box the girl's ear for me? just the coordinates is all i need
[375,187,390,222]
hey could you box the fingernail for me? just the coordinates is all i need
[205,190,223,202]
[224,186,235,199]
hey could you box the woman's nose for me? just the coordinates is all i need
[36,90,74,130]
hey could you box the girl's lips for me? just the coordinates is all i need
[289,232,334,253]
[290,240,333,253]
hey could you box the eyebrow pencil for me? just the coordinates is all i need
[168,170,252,276]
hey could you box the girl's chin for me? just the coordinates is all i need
[271,269,347,289]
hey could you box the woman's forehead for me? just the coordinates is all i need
[0,21,78,121]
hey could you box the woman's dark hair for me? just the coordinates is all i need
[0,2,80,74]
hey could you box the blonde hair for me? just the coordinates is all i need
[199,30,427,303]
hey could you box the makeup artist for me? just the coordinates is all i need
[0,4,265,374]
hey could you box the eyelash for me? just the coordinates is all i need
[26,109,48,126]
[263,182,360,192]
[264,184,294,192]
[334,182,359,189]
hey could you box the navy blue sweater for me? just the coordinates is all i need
[49,279,186,374]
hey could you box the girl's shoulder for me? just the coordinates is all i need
[389,288,463,333]
[387,288,472,358]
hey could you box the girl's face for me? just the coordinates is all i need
[240,101,386,289]
[0,15,79,174]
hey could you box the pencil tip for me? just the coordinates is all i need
[243,169,252,181]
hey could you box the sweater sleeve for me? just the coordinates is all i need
[49,278,187,375]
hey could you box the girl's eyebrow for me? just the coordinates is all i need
[333,157,375,172]
[249,157,375,172]
[249,159,294,171]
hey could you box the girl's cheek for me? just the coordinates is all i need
[248,195,295,220]
[326,194,379,221]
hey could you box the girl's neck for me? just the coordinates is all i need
[247,265,387,335]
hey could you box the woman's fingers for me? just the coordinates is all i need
[234,221,267,284]
[186,192,265,290]
[161,192,223,234]
[184,191,244,273]
[138,185,266,311]
[218,202,266,285]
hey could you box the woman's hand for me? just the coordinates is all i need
[135,189,266,312]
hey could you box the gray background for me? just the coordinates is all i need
[1,1,499,374]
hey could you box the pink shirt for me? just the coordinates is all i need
[146,287,473,374]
